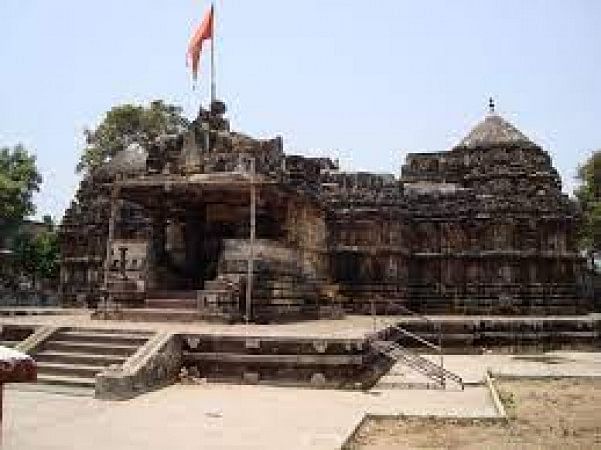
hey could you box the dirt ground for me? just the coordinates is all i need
[348,378,601,450]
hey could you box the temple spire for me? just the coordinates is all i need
[488,97,496,114]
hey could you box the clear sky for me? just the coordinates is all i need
[1,0,600,220]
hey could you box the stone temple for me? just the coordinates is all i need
[58,100,590,322]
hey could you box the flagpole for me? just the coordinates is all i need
[210,0,216,105]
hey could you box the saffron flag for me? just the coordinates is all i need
[187,5,214,80]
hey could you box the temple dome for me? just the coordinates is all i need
[457,114,535,148]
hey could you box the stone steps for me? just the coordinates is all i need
[118,308,205,322]
[56,330,150,345]
[36,362,105,378]
[36,373,97,389]
[146,290,197,300]
[128,238,328,323]
[6,382,95,397]
[146,298,197,309]
[35,351,127,366]
[44,341,140,356]
[34,328,152,394]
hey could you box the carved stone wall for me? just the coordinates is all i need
[59,105,591,317]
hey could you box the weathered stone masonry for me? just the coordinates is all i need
[59,102,590,320]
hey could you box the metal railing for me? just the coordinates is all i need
[372,339,464,389]
[370,297,463,389]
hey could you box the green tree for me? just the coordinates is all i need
[77,100,189,174]
[0,144,42,224]
[575,150,601,254]
[32,229,59,280]
[11,233,37,280]
[12,225,59,284]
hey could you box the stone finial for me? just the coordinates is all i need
[489,97,495,114]
[210,100,226,116]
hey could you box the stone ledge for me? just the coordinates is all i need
[95,332,181,400]
[485,371,508,423]
[15,326,58,356]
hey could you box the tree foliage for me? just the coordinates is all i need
[0,144,42,224]
[12,223,59,283]
[77,100,189,174]
[575,150,601,253]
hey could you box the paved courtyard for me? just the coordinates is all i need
[4,349,601,449]
[4,382,498,450]
[2,311,600,449]
[412,351,601,384]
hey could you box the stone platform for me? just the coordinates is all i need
[0,311,392,338]
[5,338,601,450]
[384,314,601,353]
[2,311,599,355]
[1,310,599,399]
[1,314,399,397]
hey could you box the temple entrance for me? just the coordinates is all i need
[147,188,285,293]
[153,205,241,291]
[103,168,329,323]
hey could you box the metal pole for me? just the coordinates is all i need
[371,297,376,332]
[205,1,216,154]
[102,183,120,315]
[0,384,3,447]
[245,157,256,324]
[438,322,445,388]
[210,0,216,104]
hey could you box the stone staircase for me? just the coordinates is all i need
[0,337,22,348]
[116,273,255,322]
[33,328,153,393]
[112,238,338,323]
[372,340,464,390]
[145,290,199,309]
[117,288,230,322]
